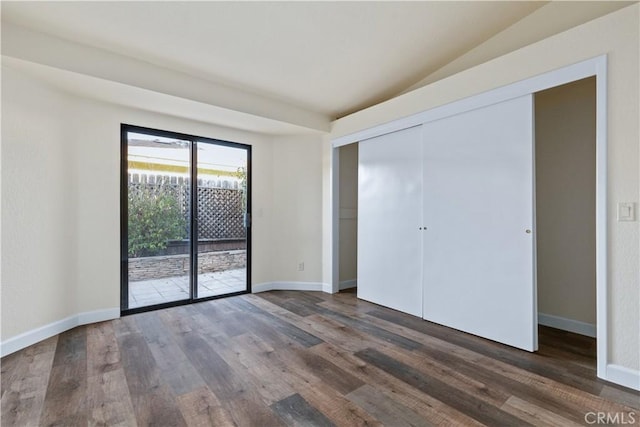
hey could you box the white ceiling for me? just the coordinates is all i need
[1,1,546,120]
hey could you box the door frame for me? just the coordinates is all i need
[330,55,608,379]
[120,124,252,315]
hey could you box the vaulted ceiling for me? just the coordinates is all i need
[1,2,629,134]
[2,2,546,118]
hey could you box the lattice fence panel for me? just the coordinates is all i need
[197,187,245,239]
[128,174,245,240]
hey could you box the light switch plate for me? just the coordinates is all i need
[617,202,636,221]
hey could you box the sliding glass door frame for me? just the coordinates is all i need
[120,124,252,315]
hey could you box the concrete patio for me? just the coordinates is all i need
[128,268,246,309]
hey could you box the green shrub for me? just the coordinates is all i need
[128,186,186,258]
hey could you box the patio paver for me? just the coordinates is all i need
[128,268,246,309]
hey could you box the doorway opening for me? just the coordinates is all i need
[338,143,359,293]
[534,77,597,366]
[120,125,251,315]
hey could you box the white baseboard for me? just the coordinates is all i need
[339,279,357,290]
[606,364,640,391]
[252,281,331,294]
[538,312,596,338]
[0,307,120,358]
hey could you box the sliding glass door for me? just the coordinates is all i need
[195,142,249,299]
[124,132,192,309]
[121,125,251,314]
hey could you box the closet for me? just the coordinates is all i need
[358,95,537,352]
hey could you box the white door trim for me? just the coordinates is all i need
[330,54,610,383]
[331,146,341,294]
[594,57,608,380]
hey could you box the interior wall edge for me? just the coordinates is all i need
[329,4,637,141]
[1,22,331,133]
[330,55,603,147]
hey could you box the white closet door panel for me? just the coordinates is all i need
[358,126,423,317]
[422,95,537,351]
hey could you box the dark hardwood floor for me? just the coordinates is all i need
[2,289,639,426]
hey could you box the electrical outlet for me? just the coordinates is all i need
[298,262,305,271]
[617,202,636,221]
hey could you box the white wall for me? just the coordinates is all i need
[535,78,596,326]
[2,67,78,338]
[1,65,325,344]
[269,135,324,284]
[330,4,639,372]
[338,143,358,284]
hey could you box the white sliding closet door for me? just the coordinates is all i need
[358,126,423,317]
[422,95,537,351]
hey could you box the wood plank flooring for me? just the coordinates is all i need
[2,290,639,426]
